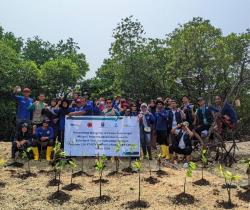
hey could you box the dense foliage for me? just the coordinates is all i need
[0,16,249,139]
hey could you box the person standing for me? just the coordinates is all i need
[12,86,33,127]
[28,93,47,126]
[181,95,195,129]
[155,99,170,160]
[103,98,120,116]
[138,103,155,159]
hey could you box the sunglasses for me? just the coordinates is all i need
[106,102,112,104]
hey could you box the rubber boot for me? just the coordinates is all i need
[165,146,171,160]
[46,146,53,161]
[32,147,39,160]
[161,145,167,158]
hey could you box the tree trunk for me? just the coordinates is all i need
[202,167,204,180]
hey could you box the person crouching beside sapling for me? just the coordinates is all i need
[33,119,54,161]
[138,103,155,160]
[170,121,193,164]
[12,122,32,159]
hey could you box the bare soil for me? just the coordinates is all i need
[0,141,250,210]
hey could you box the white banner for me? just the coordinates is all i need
[64,116,140,157]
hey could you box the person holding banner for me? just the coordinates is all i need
[138,103,155,160]
[103,98,120,116]
[68,97,92,116]
[155,99,170,160]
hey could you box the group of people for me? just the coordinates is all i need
[12,86,238,164]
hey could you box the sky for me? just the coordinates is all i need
[0,0,249,78]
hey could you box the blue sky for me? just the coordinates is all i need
[0,0,249,78]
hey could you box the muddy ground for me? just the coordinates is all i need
[0,141,250,210]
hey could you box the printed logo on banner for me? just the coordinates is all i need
[87,122,93,128]
[101,122,105,127]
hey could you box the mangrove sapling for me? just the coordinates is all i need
[218,165,240,206]
[133,159,142,202]
[0,159,6,188]
[114,141,121,173]
[51,141,75,192]
[20,147,32,174]
[128,144,137,169]
[157,153,162,171]
[184,162,197,194]
[144,154,159,185]
[95,155,107,199]
[244,159,250,189]
[201,149,208,180]
[69,159,77,185]
[128,159,150,208]
[147,154,152,177]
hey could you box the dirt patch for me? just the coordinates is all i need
[107,170,123,177]
[237,190,250,202]
[0,181,6,188]
[62,183,82,191]
[193,178,210,186]
[47,190,71,205]
[92,178,109,184]
[144,176,160,185]
[1,141,250,210]
[72,170,92,178]
[216,200,237,209]
[11,172,37,180]
[170,192,197,205]
[156,169,168,177]
[84,195,111,205]
[47,178,62,187]
[122,200,150,209]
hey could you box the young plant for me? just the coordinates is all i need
[201,149,208,180]
[184,162,197,194]
[146,154,152,177]
[51,141,75,192]
[244,159,250,188]
[0,159,6,167]
[218,165,241,206]
[128,144,137,169]
[20,147,32,174]
[133,159,142,202]
[156,153,163,171]
[95,155,107,198]
[114,140,122,173]
[69,159,77,185]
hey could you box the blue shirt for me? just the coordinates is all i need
[14,95,33,121]
[155,109,169,131]
[69,104,93,115]
[35,126,54,140]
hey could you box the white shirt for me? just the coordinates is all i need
[178,131,186,149]
[172,110,177,128]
